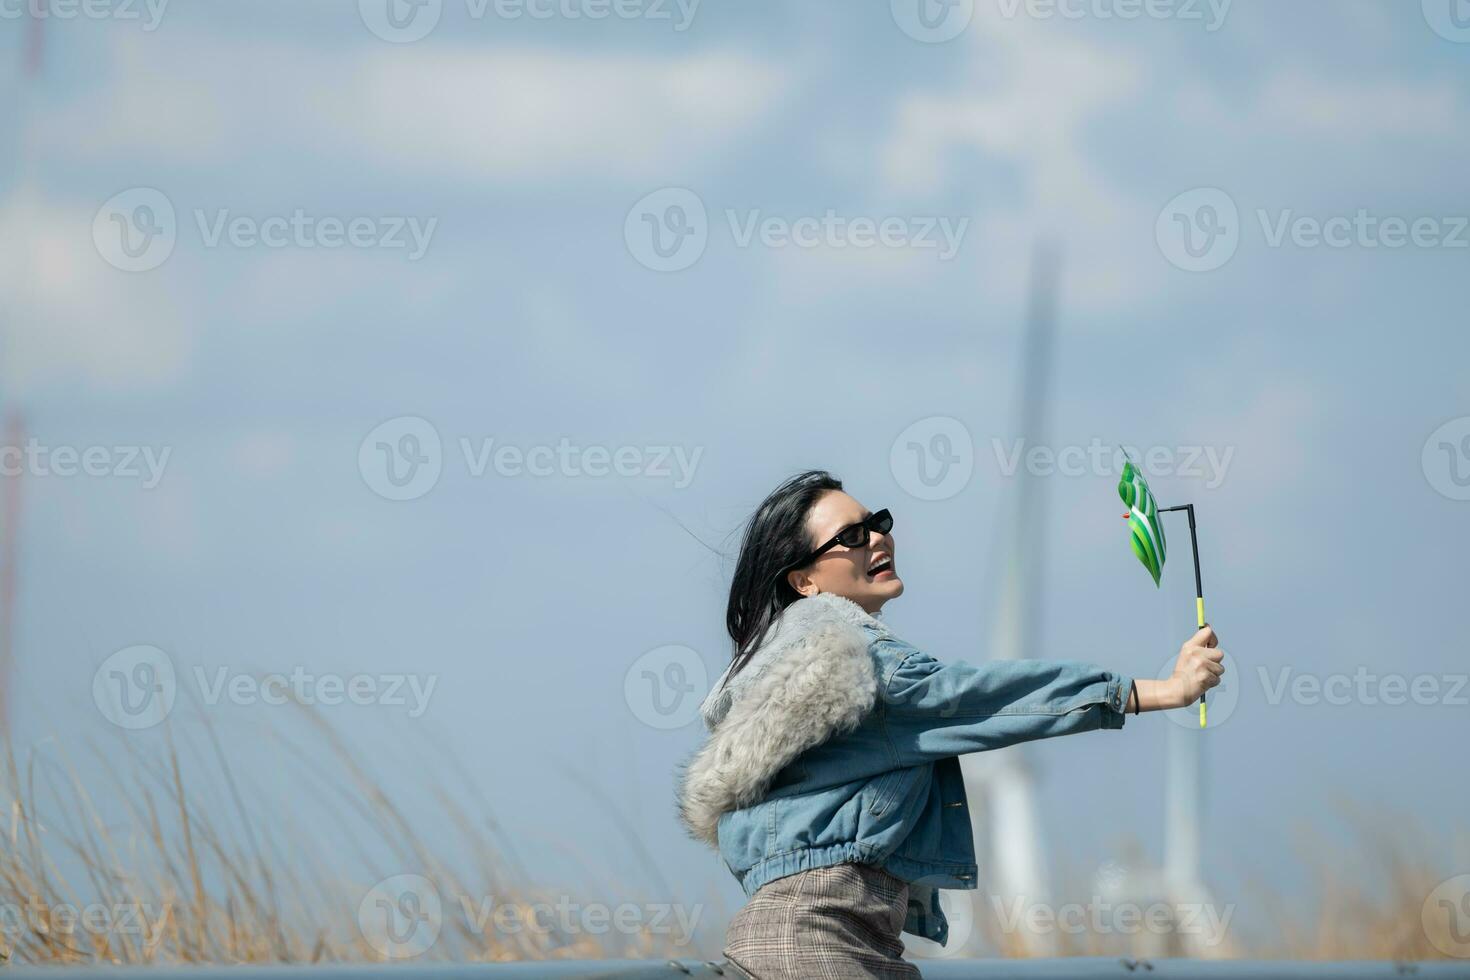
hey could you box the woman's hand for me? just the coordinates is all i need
[1127,626,1226,713]
[1167,626,1225,707]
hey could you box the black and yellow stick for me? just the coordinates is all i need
[1159,503,1207,728]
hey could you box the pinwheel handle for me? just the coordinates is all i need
[1197,607,1209,729]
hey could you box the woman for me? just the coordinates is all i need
[676,471,1225,979]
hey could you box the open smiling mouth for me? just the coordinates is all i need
[867,559,894,578]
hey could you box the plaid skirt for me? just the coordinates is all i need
[721,862,922,980]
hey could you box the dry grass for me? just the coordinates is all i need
[1,716,1462,966]
[1247,813,1464,961]
[970,818,1467,962]
[0,713,694,966]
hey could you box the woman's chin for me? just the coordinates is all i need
[871,576,904,600]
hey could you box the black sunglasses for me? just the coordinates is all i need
[799,509,894,567]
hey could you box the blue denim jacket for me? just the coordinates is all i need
[677,593,1134,946]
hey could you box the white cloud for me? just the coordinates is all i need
[0,188,193,395]
[343,47,786,181]
[880,18,1142,197]
[870,10,1470,319]
[1170,68,1468,150]
[1256,71,1464,141]
[39,34,790,183]
[225,429,298,480]
[874,13,1155,315]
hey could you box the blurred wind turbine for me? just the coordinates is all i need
[954,245,1225,957]
[957,242,1062,956]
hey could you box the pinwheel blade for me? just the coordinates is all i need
[1118,451,1167,587]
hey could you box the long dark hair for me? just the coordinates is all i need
[724,470,843,682]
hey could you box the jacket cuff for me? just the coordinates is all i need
[1101,675,1134,729]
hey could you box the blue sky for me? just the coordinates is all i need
[1,0,1468,957]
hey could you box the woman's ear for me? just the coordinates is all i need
[787,568,818,598]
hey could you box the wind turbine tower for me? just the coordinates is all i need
[958,243,1062,956]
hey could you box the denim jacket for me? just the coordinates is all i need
[676,593,1134,946]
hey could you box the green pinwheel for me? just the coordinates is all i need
[1118,451,1167,587]
[1115,447,1212,727]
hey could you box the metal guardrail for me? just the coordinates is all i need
[7,960,1470,979]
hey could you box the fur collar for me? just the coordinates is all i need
[676,593,885,847]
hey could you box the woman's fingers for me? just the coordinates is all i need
[1199,650,1225,691]
[1174,629,1227,702]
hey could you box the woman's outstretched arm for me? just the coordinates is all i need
[878,626,1226,764]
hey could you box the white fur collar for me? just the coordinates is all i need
[676,593,885,846]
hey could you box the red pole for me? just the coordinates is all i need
[8,8,41,742]
[0,412,23,741]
